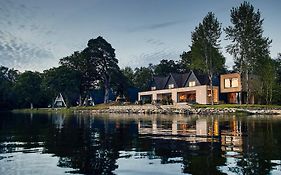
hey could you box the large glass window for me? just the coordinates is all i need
[224,78,239,88]
[177,91,196,103]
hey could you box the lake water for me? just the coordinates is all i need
[1,112,281,175]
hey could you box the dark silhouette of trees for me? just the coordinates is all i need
[225,2,272,104]
[0,66,18,110]
[13,71,48,108]
[154,59,181,76]
[42,66,81,106]
[83,36,120,103]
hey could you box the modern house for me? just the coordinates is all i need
[220,73,255,104]
[220,73,241,104]
[138,71,219,105]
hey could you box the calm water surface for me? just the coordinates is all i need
[1,112,281,175]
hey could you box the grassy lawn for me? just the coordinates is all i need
[12,102,125,113]
[191,104,281,109]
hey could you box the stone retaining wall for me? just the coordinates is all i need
[90,105,281,115]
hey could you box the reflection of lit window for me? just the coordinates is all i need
[232,78,238,87]
[225,79,231,88]
[151,86,156,90]
[189,81,196,87]
[168,84,174,89]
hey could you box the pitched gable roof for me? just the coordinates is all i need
[151,76,169,90]
[171,73,190,87]
[164,73,178,89]
[182,71,198,86]
[149,71,210,90]
[195,74,210,85]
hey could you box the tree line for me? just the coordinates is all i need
[1,2,281,110]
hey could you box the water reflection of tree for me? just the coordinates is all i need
[181,142,226,174]
[0,112,50,153]
[43,114,139,174]
[2,113,281,174]
[229,117,281,174]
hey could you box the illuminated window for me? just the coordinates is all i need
[151,86,156,90]
[168,84,174,89]
[224,79,231,88]
[225,78,239,88]
[189,81,196,87]
[232,78,239,87]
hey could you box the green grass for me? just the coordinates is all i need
[12,108,73,114]
[12,103,118,114]
[191,104,281,109]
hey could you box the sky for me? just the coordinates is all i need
[0,0,281,72]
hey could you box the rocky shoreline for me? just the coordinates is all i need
[88,104,281,115]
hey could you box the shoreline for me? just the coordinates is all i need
[12,104,281,115]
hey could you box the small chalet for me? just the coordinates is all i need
[138,71,219,105]
[53,93,67,108]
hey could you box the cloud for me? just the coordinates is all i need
[128,19,185,32]
[0,0,58,71]
[126,48,180,68]
[0,31,55,71]
[146,39,165,46]
[0,0,55,37]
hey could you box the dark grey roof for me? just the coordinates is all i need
[151,76,169,90]
[149,71,210,90]
[170,73,190,87]
[193,71,210,85]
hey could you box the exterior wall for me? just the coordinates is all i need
[138,85,218,104]
[207,87,219,104]
[220,73,242,93]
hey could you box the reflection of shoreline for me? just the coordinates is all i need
[137,116,246,152]
[50,113,246,153]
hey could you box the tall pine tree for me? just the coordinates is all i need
[225,2,272,104]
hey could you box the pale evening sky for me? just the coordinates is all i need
[0,0,280,72]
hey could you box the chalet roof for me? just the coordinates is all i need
[170,73,190,87]
[149,71,210,90]
[151,76,169,90]
[193,71,210,85]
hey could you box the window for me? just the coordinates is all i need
[232,78,239,87]
[225,78,239,88]
[224,79,231,88]
[151,86,156,90]
[189,81,196,87]
[168,84,174,89]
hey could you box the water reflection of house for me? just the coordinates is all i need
[220,119,245,153]
[137,117,247,153]
[137,117,220,143]
[51,114,65,130]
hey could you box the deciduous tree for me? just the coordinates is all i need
[83,36,120,103]
[191,12,225,105]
